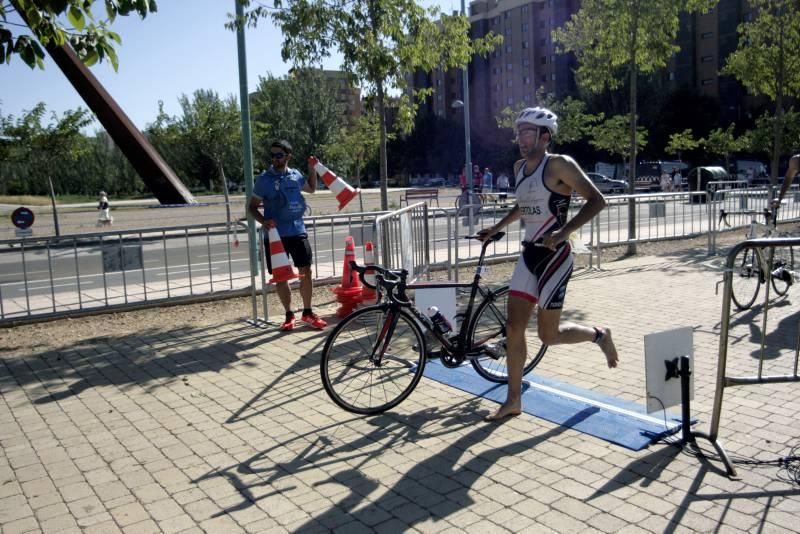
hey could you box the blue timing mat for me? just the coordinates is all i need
[423,360,689,451]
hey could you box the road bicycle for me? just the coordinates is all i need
[719,204,795,310]
[319,232,547,414]
[454,188,483,211]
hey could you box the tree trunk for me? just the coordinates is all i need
[47,175,60,237]
[626,3,640,256]
[771,6,786,193]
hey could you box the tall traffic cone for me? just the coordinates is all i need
[332,236,363,317]
[266,227,299,284]
[308,156,360,210]
[361,241,377,303]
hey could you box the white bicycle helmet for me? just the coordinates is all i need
[515,107,558,137]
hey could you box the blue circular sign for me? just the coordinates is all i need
[11,207,35,229]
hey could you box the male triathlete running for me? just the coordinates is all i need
[477,107,619,421]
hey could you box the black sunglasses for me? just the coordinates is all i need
[270,152,287,160]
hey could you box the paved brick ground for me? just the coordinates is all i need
[2,244,799,533]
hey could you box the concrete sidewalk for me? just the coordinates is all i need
[1,246,799,533]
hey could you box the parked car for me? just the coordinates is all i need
[423,176,446,187]
[586,172,627,194]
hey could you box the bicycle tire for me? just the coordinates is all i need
[320,305,426,415]
[770,245,795,297]
[468,285,547,383]
[730,248,761,311]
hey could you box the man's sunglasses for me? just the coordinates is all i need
[270,152,287,160]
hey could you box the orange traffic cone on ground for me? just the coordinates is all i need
[266,227,299,284]
[308,156,360,210]
[332,236,363,317]
[361,241,377,303]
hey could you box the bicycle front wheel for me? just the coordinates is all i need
[770,245,795,297]
[730,248,761,311]
[468,286,547,383]
[320,306,426,415]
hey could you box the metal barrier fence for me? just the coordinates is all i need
[0,221,250,323]
[702,236,800,477]
[4,187,798,323]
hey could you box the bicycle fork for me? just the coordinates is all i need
[369,309,400,366]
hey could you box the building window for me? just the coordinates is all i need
[669,71,675,81]
[540,56,547,64]
[701,31,713,39]
[506,45,512,53]
[551,73,556,81]
[523,76,530,85]
[522,23,529,32]
[522,5,528,13]
[522,41,529,49]
[507,63,513,70]
[523,58,530,66]
[507,80,513,87]
[508,97,513,105]
[541,74,547,82]
[551,54,556,63]
[701,55,714,63]
[539,37,546,46]
[701,79,713,85]
[504,11,510,19]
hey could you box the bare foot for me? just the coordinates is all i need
[484,401,522,422]
[598,327,619,368]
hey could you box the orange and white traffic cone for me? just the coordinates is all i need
[332,236,363,317]
[266,227,299,284]
[361,241,377,303]
[308,156,360,210]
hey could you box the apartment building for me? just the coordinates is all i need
[415,0,763,134]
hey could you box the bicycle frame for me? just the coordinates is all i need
[353,233,506,365]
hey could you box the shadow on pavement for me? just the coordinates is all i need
[194,403,597,529]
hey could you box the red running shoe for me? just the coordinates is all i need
[301,313,327,329]
[280,314,296,331]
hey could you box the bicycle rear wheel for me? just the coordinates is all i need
[770,245,795,296]
[468,286,547,383]
[730,248,761,311]
[320,306,426,415]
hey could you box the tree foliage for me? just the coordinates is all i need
[589,114,647,162]
[249,70,344,172]
[233,0,501,210]
[665,129,700,160]
[2,0,157,70]
[147,90,243,193]
[722,0,800,183]
[702,124,745,171]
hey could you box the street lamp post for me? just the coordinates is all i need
[455,0,473,192]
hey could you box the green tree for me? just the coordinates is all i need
[322,112,382,212]
[702,124,745,174]
[722,0,800,185]
[553,0,714,252]
[235,0,501,210]
[742,110,800,165]
[249,71,344,173]
[589,114,648,169]
[665,129,700,162]
[2,0,157,69]
[1,103,92,235]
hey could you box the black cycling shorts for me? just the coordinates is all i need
[265,233,312,273]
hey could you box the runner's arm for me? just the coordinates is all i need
[543,155,605,248]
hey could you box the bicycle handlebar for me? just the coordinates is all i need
[718,207,775,228]
[347,231,506,303]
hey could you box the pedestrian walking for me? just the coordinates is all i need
[477,107,619,421]
[248,139,327,332]
[96,191,113,226]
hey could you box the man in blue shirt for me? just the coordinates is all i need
[248,140,327,331]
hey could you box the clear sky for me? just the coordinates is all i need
[1,0,459,132]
